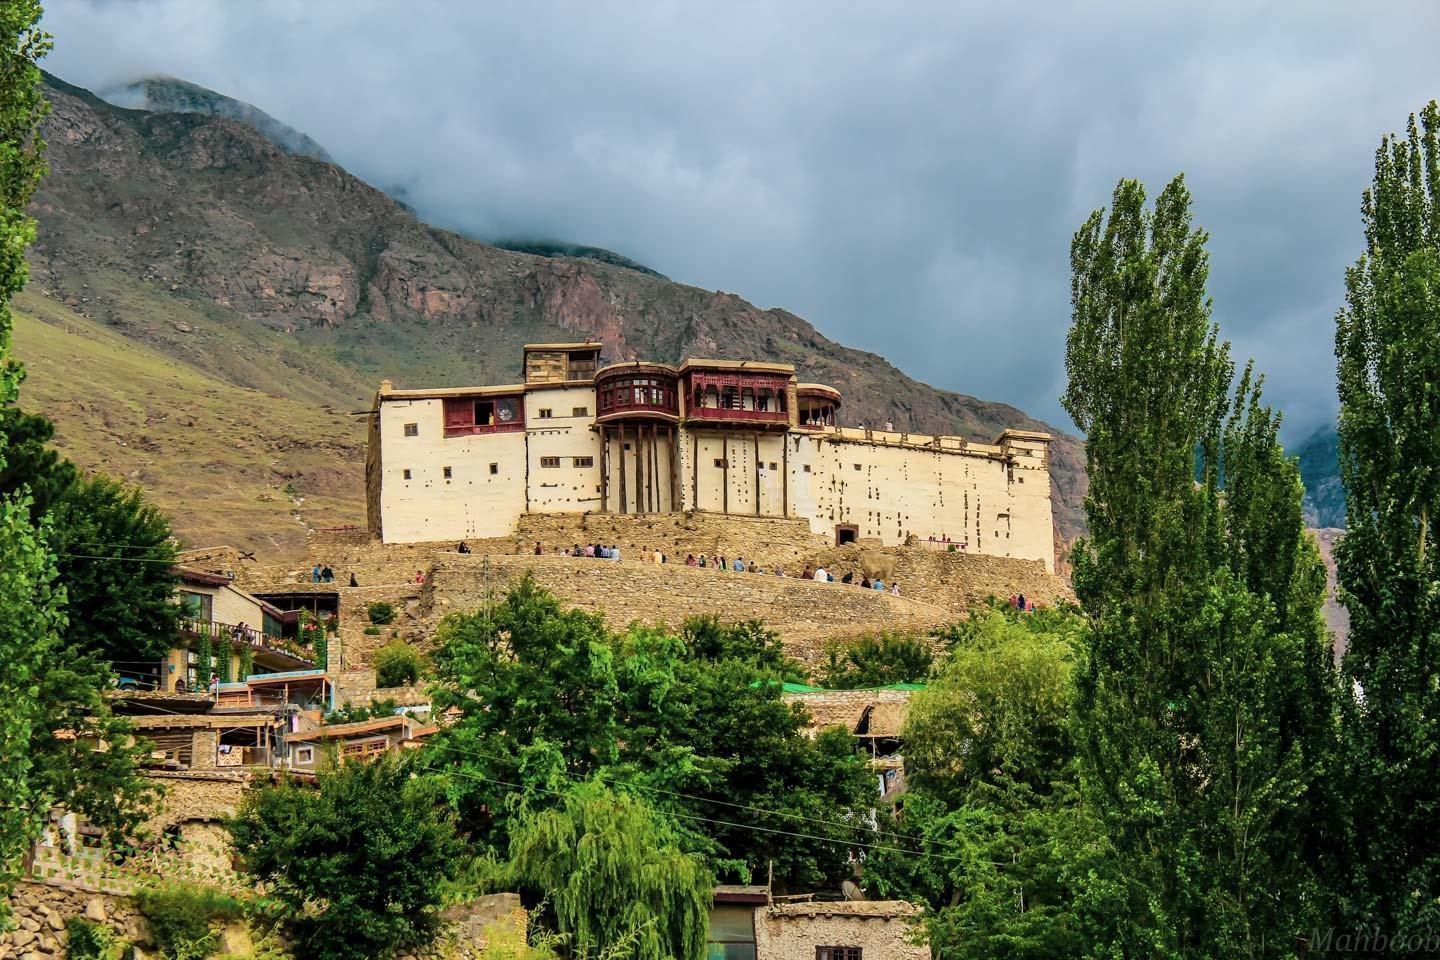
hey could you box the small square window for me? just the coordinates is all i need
[573,406,589,417]
[403,423,418,437]
[573,456,594,468]
[443,466,452,479]
[402,468,412,480]
[769,462,777,471]
[538,408,553,419]
[295,746,314,765]
[489,463,499,475]
[853,463,862,471]
[803,464,812,473]
[714,458,728,468]
[817,949,862,960]
[541,456,561,468]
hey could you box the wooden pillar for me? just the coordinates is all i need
[691,432,699,512]
[600,425,609,512]
[669,427,679,512]
[722,432,729,515]
[618,422,628,514]
[649,424,660,512]
[635,422,645,514]
[753,432,761,516]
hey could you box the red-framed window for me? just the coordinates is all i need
[443,396,524,437]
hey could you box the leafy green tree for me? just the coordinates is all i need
[1334,100,1440,938]
[865,607,1123,960]
[0,405,75,519]
[374,639,424,687]
[228,755,464,960]
[49,474,178,662]
[818,632,933,688]
[505,782,712,960]
[1061,175,1337,957]
[427,575,874,889]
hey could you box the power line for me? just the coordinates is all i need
[436,763,964,864]
[426,740,936,851]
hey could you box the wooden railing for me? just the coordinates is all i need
[179,617,316,666]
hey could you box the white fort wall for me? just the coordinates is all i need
[369,353,1054,571]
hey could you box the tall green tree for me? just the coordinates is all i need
[866,607,1124,960]
[505,782,712,960]
[1334,101,1440,937]
[0,5,160,917]
[1062,175,1336,957]
[229,756,465,960]
[0,0,60,917]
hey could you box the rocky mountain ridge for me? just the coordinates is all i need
[25,72,1088,554]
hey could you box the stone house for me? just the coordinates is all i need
[709,887,928,960]
[782,684,918,800]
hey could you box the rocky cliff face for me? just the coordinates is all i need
[27,73,1088,547]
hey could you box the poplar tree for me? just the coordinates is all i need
[1063,175,1336,957]
[0,0,58,915]
[1334,101,1440,937]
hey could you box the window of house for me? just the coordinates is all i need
[769,462,778,471]
[816,948,862,960]
[443,466,452,479]
[538,408,554,419]
[541,456,561,468]
[403,423,418,437]
[180,591,212,621]
[489,462,499,475]
[573,456,594,468]
[706,906,757,960]
[714,458,728,468]
[854,463,862,471]
[402,468,412,480]
[573,406,589,417]
[295,746,314,765]
[803,464,812,473]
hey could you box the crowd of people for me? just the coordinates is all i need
[522,541,906,593]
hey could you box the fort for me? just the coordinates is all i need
[366,343,1056,571]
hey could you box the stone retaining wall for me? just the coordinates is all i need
[422,554,954,665]
[3,882,141,960]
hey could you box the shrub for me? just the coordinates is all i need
[66,917,131,960]
[362,625,380,636]
[133,884,246,960]
[818,632,934,688]
[374,641,424,688]
[366,601,396,625]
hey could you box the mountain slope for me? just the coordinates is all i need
[1293,423,1344,528]
[26,72,1088,552]
[10,289,364,552]
[95,74,335,163]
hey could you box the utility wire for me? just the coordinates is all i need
[427,739,934,850]
[436,763,964,864]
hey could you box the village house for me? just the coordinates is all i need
[783,683,919,801]
[709,886,928,960]
[286,713,437,770]
[366,343,1055,571]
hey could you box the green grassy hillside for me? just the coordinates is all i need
[11,288,364,554]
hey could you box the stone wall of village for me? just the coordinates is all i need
[756,902,929,960]
[3,882,143,960]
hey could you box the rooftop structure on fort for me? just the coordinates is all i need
[366,343,1055,570]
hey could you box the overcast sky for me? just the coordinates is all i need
[42,1,1440,440]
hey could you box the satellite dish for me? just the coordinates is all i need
[841,880,866,901]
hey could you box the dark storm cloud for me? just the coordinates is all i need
[42,0,1440,438]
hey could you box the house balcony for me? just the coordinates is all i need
[684,404,790,429]
[179,617,317,671]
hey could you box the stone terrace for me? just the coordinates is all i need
[421,554,954,665]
